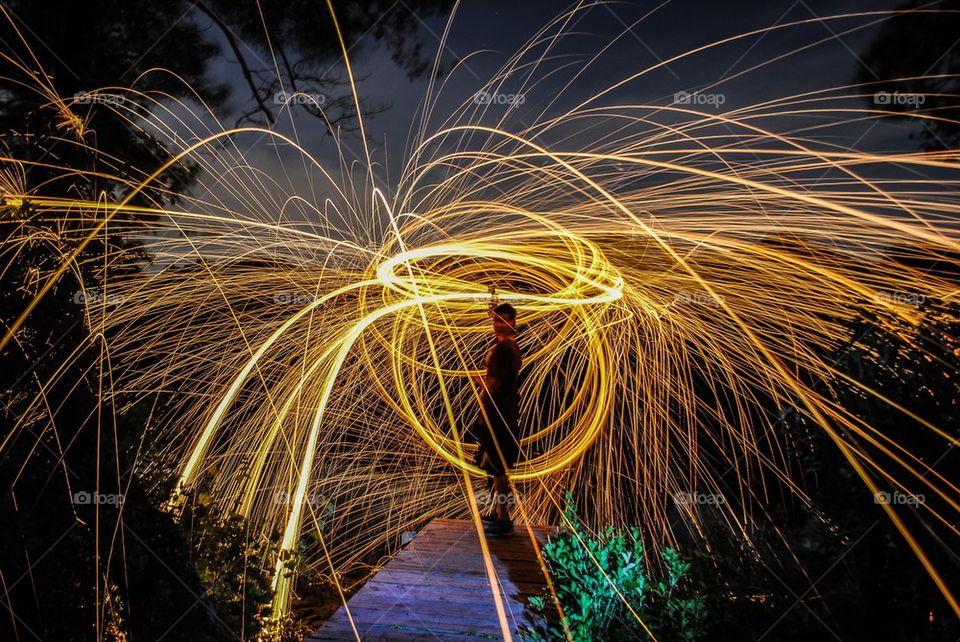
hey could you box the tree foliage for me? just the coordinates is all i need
[856,0,960,151]
[0,1,453,639]
[521,492,707,642]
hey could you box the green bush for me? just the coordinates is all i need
[520,492,706,642]
[257,613,312,642]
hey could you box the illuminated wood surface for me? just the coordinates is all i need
[309,518,557,641]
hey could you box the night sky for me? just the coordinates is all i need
[190,0,915,203]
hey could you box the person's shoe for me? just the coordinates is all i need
[480,511,498,524]
[483,518,514,536]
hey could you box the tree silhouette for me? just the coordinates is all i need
[0,1,453,639]
[856,0,960,152]
[198,0,454,127]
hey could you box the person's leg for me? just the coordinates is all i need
[493,425,519,521]
[484,471,514,535]
[492,473,510,520]
[481,422,516,533]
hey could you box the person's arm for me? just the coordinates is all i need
[479,373,501,396]
[474,370,502,395]
[479,343,510,396]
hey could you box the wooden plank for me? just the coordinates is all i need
[308,621,505,641]
[330,592,531,618]
[315,611,535,640]
[321,605,530,629]
[346,573,544,601]
[399,546,546,563]
[310,519,557,640]
[404,537,549,555]
[367,568,549,595]
[324,597,530,622]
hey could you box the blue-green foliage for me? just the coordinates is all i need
[520,492,706,642]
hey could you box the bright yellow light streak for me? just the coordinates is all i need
[3,3,960,627]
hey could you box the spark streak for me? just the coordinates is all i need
[2,3,960,626]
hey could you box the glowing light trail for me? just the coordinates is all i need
[1,3,959,628]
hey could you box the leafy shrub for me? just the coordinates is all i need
[191,511,275,638]
[257,613,312,642]
[520,492,706,642]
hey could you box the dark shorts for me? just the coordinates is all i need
[470,417,520,476]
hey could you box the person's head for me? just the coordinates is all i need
[490,302,517,337]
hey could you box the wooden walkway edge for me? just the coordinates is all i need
[308,518,557,641]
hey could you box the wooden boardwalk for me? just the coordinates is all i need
[308,518,557,641]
